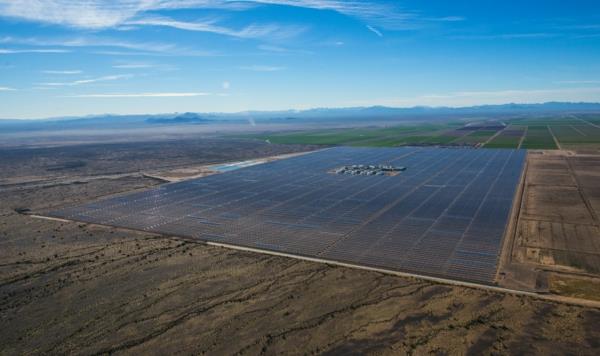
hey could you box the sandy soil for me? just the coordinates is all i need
[1,142,599,355]
[500,150,600,301]
[145,150,319,182]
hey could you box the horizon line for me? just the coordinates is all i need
[1,100,600,121]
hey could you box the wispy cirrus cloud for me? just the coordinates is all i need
[239,0,419,29]
[0,48,70,54]
[0,86,16,91]
[112,62,178,71]
[0,35,175,52]
[38,74,132,87]
[239,65,285,71]
[65,92,210,98]
[366,25,383,37]
[0,0,448,33]
[42,69,82,74]
[125,16,306,40]
[451,32,558,40]
[0,35,216,57]
[112,63,155,69]
[0,1,306,40]
[258,44,288,52]
[420,16,465,23]
[257,44,313,55]
[0,0,139,28]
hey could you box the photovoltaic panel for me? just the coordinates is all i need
[45,147,526,285]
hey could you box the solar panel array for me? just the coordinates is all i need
[47,147,526,284]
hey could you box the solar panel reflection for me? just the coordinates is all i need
[47,147,525,285]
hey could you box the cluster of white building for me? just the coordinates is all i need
[334,164,406,176]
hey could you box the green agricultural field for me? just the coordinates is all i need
[483,126,525,148]
[521,126,557,149]
[257,129,382,145]
[509,117,583,126]
[576,115,600,126]
[385,135,458,145]
[509,116,600,149]
[468,130,499,137]
[484,135,522,148]
[452,130,498,145]
[236,116,600,150]
[243,123,468,147]
[551,125,586,143]
[552,125,600,148]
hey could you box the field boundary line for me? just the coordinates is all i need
[481,126,506,147]
[547,125,562,150]
[575,116,600,129]
[570,125,587,137]
[30,215,71,223]
[29,213,600,310]
[496,152,528,283]
[205,240,600,309]
[517,126,527,149]
[565,156,600,226]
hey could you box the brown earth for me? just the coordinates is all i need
[500,149,600,302]
[1,141,599,355]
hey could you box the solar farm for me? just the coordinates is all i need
[46,147,526,285]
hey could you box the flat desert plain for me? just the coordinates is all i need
[1,140,599,355]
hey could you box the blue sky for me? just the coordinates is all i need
[1,0,600,119]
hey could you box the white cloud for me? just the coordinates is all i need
[222,81,230,89]
[427,16,465,22]
[0,36,216,57]
[0,0,420,31]
[65,92,210,98]
[1,35,168,51]
[256,43,313,55]
[0,48,70,54]
[35,37,175,53]
[93,50,161,56]
[43,70,82,74]
[241,1,414,29]
[258,44,288,52]
[125,16,306,39]
[0,86,16,91]
[451,33,557,40]
[366,25,383,37]
[366,87,600,107]
[112,62,179,72]
[239,65,285,72]
[38,74,132,87]
[112,63,154,69]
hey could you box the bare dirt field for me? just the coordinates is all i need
[1,141,600,355]
[500,150,600,301]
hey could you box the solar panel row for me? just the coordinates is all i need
[47,147,526,284]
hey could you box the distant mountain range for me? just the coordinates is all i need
[1,102,599,132]
[234,102,600,119]
[145,112,213,124]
